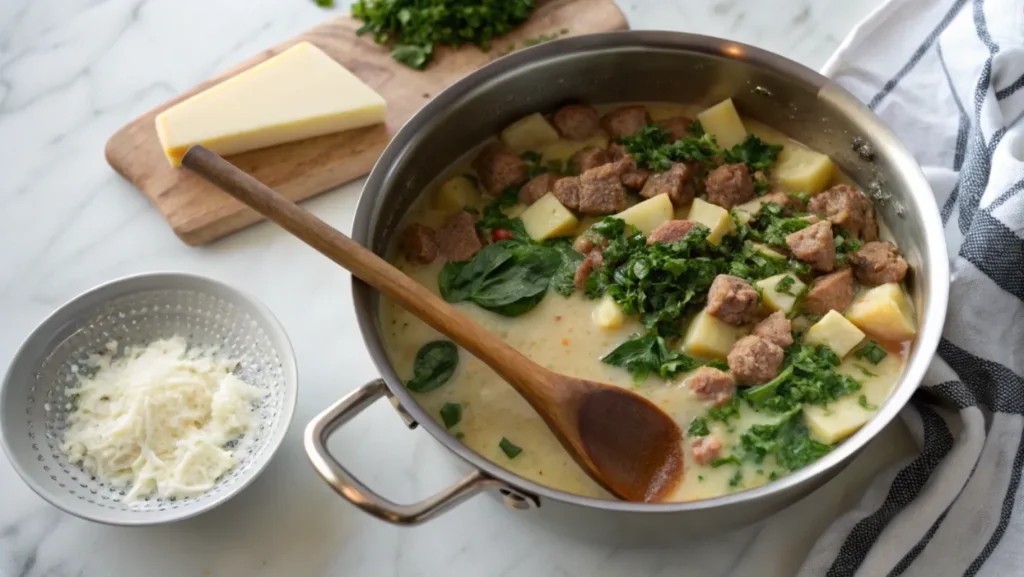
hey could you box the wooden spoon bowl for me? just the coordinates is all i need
[182,145,684,502]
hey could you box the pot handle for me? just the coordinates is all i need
[304,378,497,525]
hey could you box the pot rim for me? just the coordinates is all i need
[351,30,949,513]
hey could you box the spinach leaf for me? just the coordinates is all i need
[499,437,523,459]
[742,343,862,412]
[438,241,561,317]
[548,240,585,297]
[854,340,888,365]
[687,417,710,437]
[601,332,707,383]
[406,341,459,393]
[440,402,462,429]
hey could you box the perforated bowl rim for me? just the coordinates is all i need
[0,272,298,525]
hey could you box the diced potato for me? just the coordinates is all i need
[432,176,481,212]
[733,197,767,224]
[804,353,903,443]
[753,243,786,261]
[696,98,747,149]
[804,310,865,358]
[592,295,626,330]
[520,193,578,241]
[500,113,560,153]
[775,145,835,195]
[756,273,806,314]
[614,193,674,235]
[539,135,609,164]
[845,283,917,342]
[682,309,743,361]
[686,198,733,245]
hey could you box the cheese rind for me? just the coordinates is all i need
[156,42,386,166]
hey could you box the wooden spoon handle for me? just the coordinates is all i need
[181,146,542,395]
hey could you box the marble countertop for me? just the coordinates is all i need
[0,1,901,575]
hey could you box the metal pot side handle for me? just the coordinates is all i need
[304,378,498,525]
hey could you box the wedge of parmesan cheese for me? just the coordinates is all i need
[155,41,386,166]
[61,336,265,502]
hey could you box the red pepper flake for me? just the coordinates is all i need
[562,338,570,346]
[555,315,563,321]
[492,228,514,241]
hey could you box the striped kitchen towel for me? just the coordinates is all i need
[796,0,1024,575]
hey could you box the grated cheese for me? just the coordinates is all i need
[61,336,265,502]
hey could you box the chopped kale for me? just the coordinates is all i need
[742,343,862,413]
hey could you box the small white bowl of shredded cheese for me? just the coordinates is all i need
[0,273,297,525]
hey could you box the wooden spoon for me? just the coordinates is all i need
[181,145,684,502]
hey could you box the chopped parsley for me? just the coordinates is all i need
[858,395,879,410]
[440,402,462,429]
[352,0,535,69]
[739,409,831,471]
[729,469,744,489]
[711,456,742,468]
[687,417,710,437]
[499,437,523,459]
[854,341,888,365]
[722,135,783,174]
[775,275,797,295]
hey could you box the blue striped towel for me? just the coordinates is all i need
[789,0,1024,575]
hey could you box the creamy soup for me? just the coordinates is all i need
[381,100,915,502]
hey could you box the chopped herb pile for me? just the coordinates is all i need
[615,124,781,175]
[585,217,729,336]
[742,343,862,413]
[499,437,523,458]
[406,341,459,392]
[352,0,535,69]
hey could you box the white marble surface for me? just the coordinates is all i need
[0,1,903,576]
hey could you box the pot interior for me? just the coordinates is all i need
[350,31,947,513]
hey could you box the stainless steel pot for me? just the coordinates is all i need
[304,31,949,537]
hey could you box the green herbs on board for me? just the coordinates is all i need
[350,0,535,69]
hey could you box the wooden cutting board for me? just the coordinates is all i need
[105,0,627,246]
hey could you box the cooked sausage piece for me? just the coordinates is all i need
[786,220,836,272]
[705,163,756,209]
[752,311,793,348]
[803,268,856,315]
[809,184,878,241]
[552,104,601,140]
[760,191,805,214]
[647,220,696,245]
[517,173,561,206]
[656,116,693,142]
[437,211,482,262]
[640,162,696,206]
[607,142,628,160]
[620,161,651,190]
[574,249,604,290]
[401,224,438,265]
[850,241,908,286]
[691,435,723,466]
[472,143,527,194]
[577,160,629,215]
[572,147,614,174]
[706,274,760,325]
[728,335,785,385]
[553,176,582,211]
[600,105,651,139]
[686,366,735,407]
